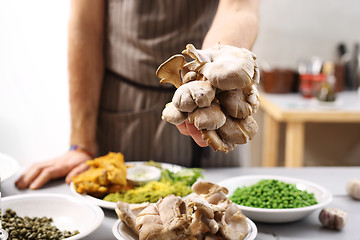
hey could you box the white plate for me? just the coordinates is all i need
[112,217,257,240]
[1,193,104,239]
[70,182,117,209]
[0,152,19,182]
[218,175,333,223]
[70,162,183,209]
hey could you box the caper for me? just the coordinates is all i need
[2,209,79,239]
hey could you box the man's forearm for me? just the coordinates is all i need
[202,0,259,50]
[68,0,105,153]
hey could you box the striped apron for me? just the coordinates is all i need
[97,0,249,168]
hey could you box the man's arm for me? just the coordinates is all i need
[203,0,259,49]
[16,0,105,189]
[68,0,105,154]
[177,0,259,146]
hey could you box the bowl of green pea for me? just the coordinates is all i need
[218,175,332,223]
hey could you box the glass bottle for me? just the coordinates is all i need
[317,61,337,102]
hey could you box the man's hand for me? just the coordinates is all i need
[176,120,208,147]
[15,151,91,190]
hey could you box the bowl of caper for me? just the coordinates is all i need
[218,175,333,223]
[1,193,104,239]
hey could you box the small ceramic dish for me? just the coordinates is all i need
[126,165,161,186]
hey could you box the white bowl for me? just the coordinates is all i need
[112,217,257,240]
[126,165,161,186]
[1,193,104,239]
[218,175,333,223]
[0,152,19,182]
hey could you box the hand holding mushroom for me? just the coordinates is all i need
[156,43,260,153]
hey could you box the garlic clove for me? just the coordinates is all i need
[346,179,360,200]
[319,208,347,230]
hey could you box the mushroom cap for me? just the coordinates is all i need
[188,100,226,130]
[218,116,258,145]
[183,71,198,83]
[161,102,187,125]
[238,116,258,140]
[191,180,229,195]
[156,54,185,88]
[172,80,216,112]
[217,89,252,119]
[217,116,248,145]
[219,203,249,240]
[182,44,259,90]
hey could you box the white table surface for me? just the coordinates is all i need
[263,91,360,111]
[2,167,360,240]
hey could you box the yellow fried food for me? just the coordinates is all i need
[72,152,128,197]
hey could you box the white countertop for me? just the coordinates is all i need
[2,167,360,240]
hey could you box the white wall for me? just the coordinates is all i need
[251,0,360,166]
[253,0,360,69]
[0,1,71,167]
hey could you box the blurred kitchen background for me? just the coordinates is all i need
[0,0,359,167]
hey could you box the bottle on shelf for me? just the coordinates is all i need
[317,61,337,102]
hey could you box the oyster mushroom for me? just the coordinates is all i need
[115,181,249,240]
[188,100,226,130]
[191,180,229,197]
[182,43,259,90]
[115,201,150,234]
[135,195,191,240]
[217,84,259,119]
[161,102,187,125]
[157,43,260,153]
[183,71,199,83]
[135,203,163,239]
[201,130,235,153]
[172,80,216,112]
[156,195,189,234]
[217,89,251,119]
[190,181,249,240]
[217,116,258,145]
[187,196,219,235]
[218,203,248,240]
[156,54,186,88]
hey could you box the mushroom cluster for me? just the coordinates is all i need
[156,43,260,153]
[116,181,249,240]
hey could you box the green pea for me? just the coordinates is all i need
[229,179,318,209]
